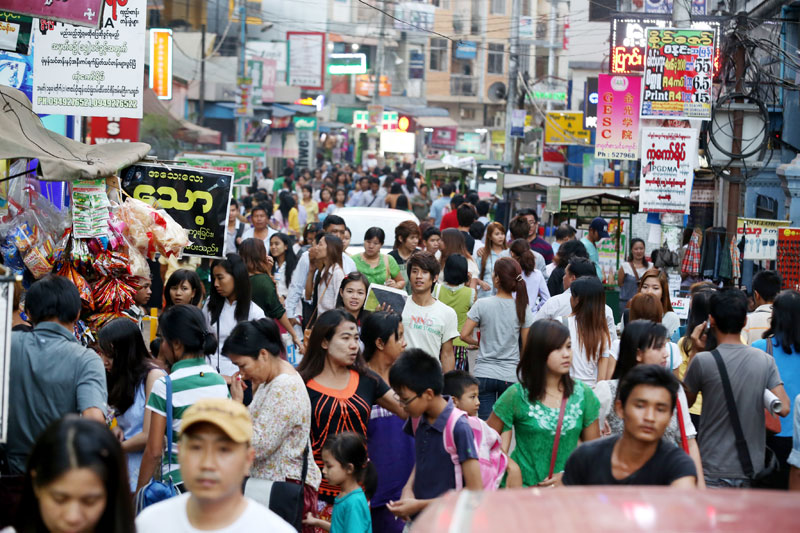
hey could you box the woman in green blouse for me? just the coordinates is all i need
[352,227,406,289]
[238,238,302,349]
[488,319,600,487]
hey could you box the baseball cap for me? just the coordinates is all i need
[181,398,253,444]
[589,217,610,239]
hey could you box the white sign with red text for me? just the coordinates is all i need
[638,127,697,214]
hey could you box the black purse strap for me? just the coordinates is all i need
[710,349,754,477]
[300,442,310,486]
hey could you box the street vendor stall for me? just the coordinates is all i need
[422,155,476,193]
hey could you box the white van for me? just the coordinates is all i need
[332,207,420,256]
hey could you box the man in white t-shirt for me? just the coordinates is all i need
[534,257,617,341]
[401,251,459,372]
[136,398,295,533]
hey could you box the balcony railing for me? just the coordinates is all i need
[451,75,478,96]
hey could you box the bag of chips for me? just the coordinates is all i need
[56,261,94,311]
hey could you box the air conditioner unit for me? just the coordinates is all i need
[493,112,504,128]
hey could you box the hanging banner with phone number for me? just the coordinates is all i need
[119,163,233,259]
[641,27,714,120]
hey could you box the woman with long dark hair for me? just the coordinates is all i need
[439,228,484,290]
[566,276,612,386]
[224,319,322,522]
[638,268,680,340]
[753,289,800,488]
[270,232,299,304]
[361,312,413,533]
[136,305,228,492]
[239,238,302,348]
[677,288,715,427]
[325,188,347,215]
[617,237,649,314]
[273,191,300,237]
[461,257,533,419]
[163,269,204,309]
[12,417,135,533]
[510,238,550,312]
[352,227,405,288]
[202,253,266,377]
[594,320,705,487]
[305,234,346,316]
[476,222,510,299]
[296,310,405,525]
[487,320,600,487]
[335,272,369,325]
[97,319,164,491]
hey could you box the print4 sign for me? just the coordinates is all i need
[640,27,715,120]
[638,127,697,214]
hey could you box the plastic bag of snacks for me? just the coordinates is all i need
[92,276,136,315]
[56,261,94,311]
[115,197,190,259]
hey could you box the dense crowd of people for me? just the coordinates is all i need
[2,161,799,532]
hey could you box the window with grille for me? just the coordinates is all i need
[487,43,504,74]
[490,0,506,15]
[430,38,448,71]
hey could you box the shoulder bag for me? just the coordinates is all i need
[302,276,330,353]
[675,398,690,454]
[244,444,310,531]
[547,395,569,480]
[763,339,783,434]
[135,374,179,514]
[709,349,778,487]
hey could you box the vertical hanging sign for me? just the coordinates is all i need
[638,127,697,214]
[641,27,714,120]
[595,74,641,160]
[149,29,173,100]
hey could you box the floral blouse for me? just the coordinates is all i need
[249,372,322,489]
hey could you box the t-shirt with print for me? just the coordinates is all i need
[403,397,479,500]
[306,369,390,501]
[563,436,696,486]
[145,358,230,483]
[492,381,599,487]
[135,492,295,533]
[402,297,459,360]
[330,488,371,533]
[684,343,782,479]
[468,296,534,382]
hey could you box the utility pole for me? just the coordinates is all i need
[504,0,521,165]
[373,0,387,102]
[726,15,747,236]
[237,3,246,142]
[546,0,557,111]
[512,72,528,173]
[199,23,206,127]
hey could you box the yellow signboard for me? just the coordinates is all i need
[544,111,591,146]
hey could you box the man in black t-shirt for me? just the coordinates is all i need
[563,365,697,487]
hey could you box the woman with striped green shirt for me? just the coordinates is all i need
[136,305,230,492]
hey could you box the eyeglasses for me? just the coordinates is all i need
[395,392,421,407]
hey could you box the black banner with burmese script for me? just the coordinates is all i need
[119,162,233,259]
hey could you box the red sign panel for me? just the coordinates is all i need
[87,117,140,144]
[4,0,105,28]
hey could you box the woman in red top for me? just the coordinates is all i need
[318,187,333,214]
[297,309,406,527]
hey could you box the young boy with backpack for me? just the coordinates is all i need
[387,349,506,521]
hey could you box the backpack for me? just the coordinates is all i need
[412,407,508,490]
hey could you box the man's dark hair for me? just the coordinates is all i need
[617,364,679,411]
[283,167,294,178]
[566,256,597,279]
[443,370,479,398]
[456,203,477,227]
[26,274,82,325]
[476,200,490,217]
[509,216,530,240]
[554,225,573,241]
[710,287,748,334]
[517,208,539,223]
[752,270,782,303]
[556,239,589,268]
[369,177,380,186]
[422,226,441,241]
[450,194,465,209]
[323,214,346,229]
[466,192,480,206]
[469,221,485,241]
[389,348,443,395]
[441,183,454,196]
[406,251,441,283]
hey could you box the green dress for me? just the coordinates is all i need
[352,253,400,286]
[249,273,286,319]
[493,381,600,486]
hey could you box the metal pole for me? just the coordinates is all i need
[373,0,386,102]
[199,23,206,127]
[504,0,521,164]
[546,0,557,111]
[238,4,246,142]
[726,17,747,237]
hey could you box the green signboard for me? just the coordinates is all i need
[177,152,254,187]
[293,116,317,131]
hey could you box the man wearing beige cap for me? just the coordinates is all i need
[136,398,295,532]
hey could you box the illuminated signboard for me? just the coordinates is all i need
[328,53,367,75]
[149,28,173,100]
[610,15,720,75]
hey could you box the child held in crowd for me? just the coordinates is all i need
[304,432,375,533]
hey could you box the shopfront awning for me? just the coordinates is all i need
[414,116,460,129]
[0,86,151,181]
[143,89,221,145]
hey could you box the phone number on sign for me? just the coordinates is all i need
[596,151,635,159]
[35,97,138,108]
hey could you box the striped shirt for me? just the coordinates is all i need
[145,357,229,482]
